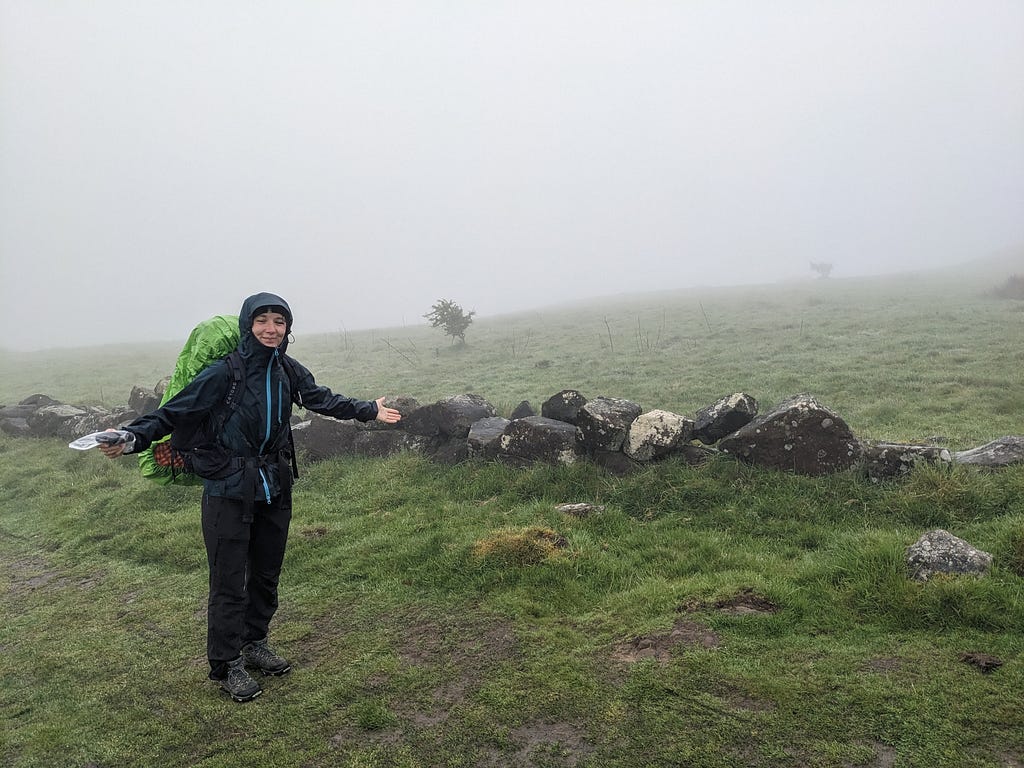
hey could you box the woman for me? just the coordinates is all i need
[101,292,401,702]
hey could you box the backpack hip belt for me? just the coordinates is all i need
[237,448,296,519]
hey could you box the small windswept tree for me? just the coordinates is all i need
[810,261,834,279]
[424,299,475,344]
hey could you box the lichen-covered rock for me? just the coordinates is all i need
[0,417,31,436]
[575,396,643,454]
[20,394,60,408]
[906,529,992,581]
[623,409,694,461]
[498,416,579,466]
[155,375,172,399]
[555,503,606,517]
[717,393,860,476]
[468,416,511,458]
[291,415,358,461]
[402,394,496,438]
[590,449,642,476]
[128,386,159,417]
[509,400,536,420]
[26,404,90,438]
[861,442,952,482]
[692,393,758,444]
[540,389,588,425]
[0,404,38,420]
[352,429,430,458]
[70,407,138,438]
[360,395,421,430]
[954,436,1024,468]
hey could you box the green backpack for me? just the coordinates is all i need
[138,315,240,485]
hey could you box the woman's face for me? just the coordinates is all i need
[252,311,288,348]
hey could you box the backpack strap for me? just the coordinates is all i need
[223,350,246,412]
[280,354,302,407]
[279,353,301,481]
[168,352,247,483]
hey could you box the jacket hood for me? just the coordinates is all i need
[238,292,292,358]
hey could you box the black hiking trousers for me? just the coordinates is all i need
[201,492,292,679]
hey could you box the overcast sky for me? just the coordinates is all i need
[2,1,1022,351]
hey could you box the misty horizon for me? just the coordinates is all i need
[2,1,1022,352]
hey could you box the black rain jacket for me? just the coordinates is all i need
[125,292,379,502]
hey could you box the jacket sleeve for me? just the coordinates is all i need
[287,357,379,422]
[124,361,232,453]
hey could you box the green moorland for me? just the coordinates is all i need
[2,261,1024,767]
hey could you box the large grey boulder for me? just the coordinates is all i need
[155,376,172,399]
[427,438,470,466]
[27,404,90,438]
[954,436,1024,468]
[498,416,579,466]
[20,394,60,408]
[0,417,31,436]
[70,407,138,437]
[352,429,429,458]
[360,395,421,431]
[541,389,588,425]
[467,416,510,459]
[0,404,38,420]
[623,409,694,462]
[906,529,993,582]
[692,393,758,445]
[575,396,643,454]
[861,442,953,482]
[402,394,496,438]
[717,393,860,476]
[509,400,536,420]
[591,450,642,476]
[291,415,359,461]
[128,386,159,416]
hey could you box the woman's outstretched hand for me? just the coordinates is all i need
[374,397,402,424]
[98,428,127,458]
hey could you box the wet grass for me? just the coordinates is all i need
[2,262,1024,766]
[2,440,1024,767]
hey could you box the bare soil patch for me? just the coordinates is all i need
[678,586,780,616]
[394,611,518,725]
[476,722,595,768]
[611,618,720,664]
[713,587,780,615]
[5,555,103,598]
[860,656,904,674]
[713,682,776,712]
[959,651,1004,674]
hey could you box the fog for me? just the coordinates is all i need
[1,1,1022,352]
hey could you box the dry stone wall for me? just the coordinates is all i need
[2,385,1022,477]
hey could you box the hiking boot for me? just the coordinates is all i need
[242,637,292,676]
[213,657,262,702]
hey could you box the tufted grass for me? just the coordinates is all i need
[2,438,1024,767]
[3,259,1024,767]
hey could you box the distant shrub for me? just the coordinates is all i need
[988,274,1024,299]
[424,298,475,344]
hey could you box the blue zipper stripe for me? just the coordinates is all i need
[259,468,271,502]
[257,351,278,504]
[259,353,273,454]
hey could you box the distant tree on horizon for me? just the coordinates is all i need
[424,299,475,345]
[810,261,834,279]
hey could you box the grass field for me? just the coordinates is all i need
[2,262,1023,767]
